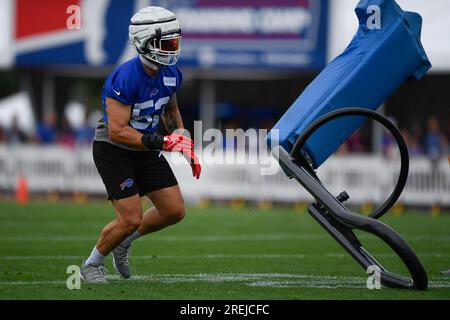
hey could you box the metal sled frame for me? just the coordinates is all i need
[276,108,428,290]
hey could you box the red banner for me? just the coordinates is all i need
[16,0,81,39]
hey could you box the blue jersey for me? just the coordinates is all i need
[101,56,182,134]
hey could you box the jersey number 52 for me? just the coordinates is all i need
[130,96,171,130]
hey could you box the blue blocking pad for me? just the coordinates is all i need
[267,0,431,169]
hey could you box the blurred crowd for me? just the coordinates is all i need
[0,113,95,148]
[0,112,448,160]
[401,117,449,160]
[339,116,450,160]
[337,116,449,159]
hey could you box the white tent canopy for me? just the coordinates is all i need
[0,92,35,134]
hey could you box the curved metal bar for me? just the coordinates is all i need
[290,108,409,219]
[276,146,428,290]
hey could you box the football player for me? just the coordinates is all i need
[80,6,201,283]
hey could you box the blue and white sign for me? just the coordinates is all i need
[165,0,328,69]
[6,0,328,70]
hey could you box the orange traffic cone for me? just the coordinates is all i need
[16,175,29,205]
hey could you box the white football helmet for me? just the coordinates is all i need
[129,6,181,66]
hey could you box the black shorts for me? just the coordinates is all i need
[93,141,178,200]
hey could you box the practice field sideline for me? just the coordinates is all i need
[0,202,449,300]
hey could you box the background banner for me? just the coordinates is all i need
[5,0,328,70]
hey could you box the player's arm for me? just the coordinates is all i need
[107,97,168,151]
[162,93,201,179]
[162,93,184,133]
[106,97,147,149]
[106,97,199,179]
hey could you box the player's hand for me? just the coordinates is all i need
[184,150,201,179]
[163,133,194,153]
[163,133,201,179]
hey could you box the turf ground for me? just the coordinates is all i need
[0,201,449,300]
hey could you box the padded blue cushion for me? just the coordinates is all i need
[267,0,431,169]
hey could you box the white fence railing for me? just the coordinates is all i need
[0,145,448,206]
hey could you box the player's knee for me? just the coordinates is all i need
[114,198,143,233]
[118,208,142,233]
[167,204,185,223]
[121,215,142,234]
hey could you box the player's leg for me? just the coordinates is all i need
[81,195,143,283]
[142,185,185,233]
[112,186,184,278]
[125,151,183,238]
[82,141,142,283]
[120,187,184,244]
[97,195,143,254]
[112,152,183,278]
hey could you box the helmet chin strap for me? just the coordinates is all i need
[139,54,160,71]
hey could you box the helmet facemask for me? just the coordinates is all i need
[140,31,181,66]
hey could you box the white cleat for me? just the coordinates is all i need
[80,260,108,284]
[112,245,132,279]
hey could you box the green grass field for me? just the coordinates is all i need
[0,201,449,300]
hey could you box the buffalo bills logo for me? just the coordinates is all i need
[120,178,134,191]
[150,88,159,97]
